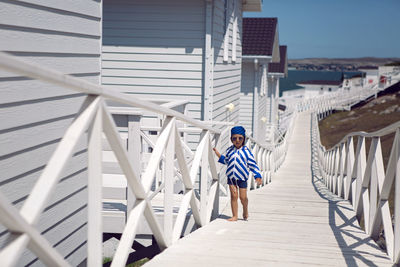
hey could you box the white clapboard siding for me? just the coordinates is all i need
[0,76,98,104]
[258,94,267,141]
[102,0,204,127]
[0,28,100,54]
[212,0,242,126]
[239,92,253,133]
[0,147,87,204]
[240,62,256,134]
[0,56,100,79]
[0,1,100,36]
[15,0,101,18]
[0,0,101,265]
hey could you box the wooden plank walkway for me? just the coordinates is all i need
[144,113,393,267]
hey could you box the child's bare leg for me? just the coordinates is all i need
[239,188,249,220]
[228,185,238,221]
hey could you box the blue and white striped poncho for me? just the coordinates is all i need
[218,145,262,182]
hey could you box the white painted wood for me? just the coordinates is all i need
[316,106,400,263]
[102,104,146,200]
[20,96,100,224]
[200,131,209,225]
[87,106,102,267]
[164,117,175,245]
[0,193,70,267]
[127,114,142,214]
[145,113,393,267]
[0,52,219,132]
[1,1,98,264]
[111,200,146,267]
[172,190,192,242]
[0,2,100,36]
[16,0,101,17]
[0,28,99,54]
[395,130,400,263]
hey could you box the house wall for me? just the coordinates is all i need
[0,0,101,265]
[212,0,243,127]
[240,61,267,142]
[239,62,254,133]
[102,0,204,147]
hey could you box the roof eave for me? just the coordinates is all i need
[268,72,285,78]
[242,0,262,12]
[242,55,272,64]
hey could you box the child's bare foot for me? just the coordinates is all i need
[243,213,249,221]
[227,217,238,221]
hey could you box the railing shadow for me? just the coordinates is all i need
[309,115,388,267]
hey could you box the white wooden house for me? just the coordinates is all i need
[239,18,281,144]
[0,0,263,265]
[102,0,261,146]
[0,1,102,266]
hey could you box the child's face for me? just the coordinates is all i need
[231,134,244,148]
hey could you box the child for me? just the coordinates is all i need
[213,126,262,221]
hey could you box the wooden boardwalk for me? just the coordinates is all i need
[144,113,393,267]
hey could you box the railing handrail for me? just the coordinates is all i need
[322,120,400,152]
[0,51,285,266]
[0,52,220,134]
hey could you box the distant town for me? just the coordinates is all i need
[288,57,400,71]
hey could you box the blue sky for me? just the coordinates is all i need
[244,0,400,59]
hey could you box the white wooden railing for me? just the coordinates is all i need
[0,52,291,266]
[297,74,400,116]
[313,113,400,264]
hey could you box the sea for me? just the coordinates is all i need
[279,69,362,96]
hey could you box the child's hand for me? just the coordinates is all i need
[255,178,262,186]
[213,148,221,158]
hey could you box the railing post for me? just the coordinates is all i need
[332,147,339,195]
[87,101,102,267]
[127,114,142,216]
[164,116,175,245]
[200,130,209,225]
[393,130,400,263]
[344,137,355,200]
[337,143,345,198]
[353,136,366,209]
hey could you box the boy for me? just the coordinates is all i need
[213,126,262,221]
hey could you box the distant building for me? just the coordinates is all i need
[358,66,379,85]
[295,80,341,98]
[343,74,363,90]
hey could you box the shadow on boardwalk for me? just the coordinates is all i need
[309,116,391,267]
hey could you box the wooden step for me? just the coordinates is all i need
[103,173,127,200]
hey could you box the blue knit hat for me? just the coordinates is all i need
[231,126,246,137]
